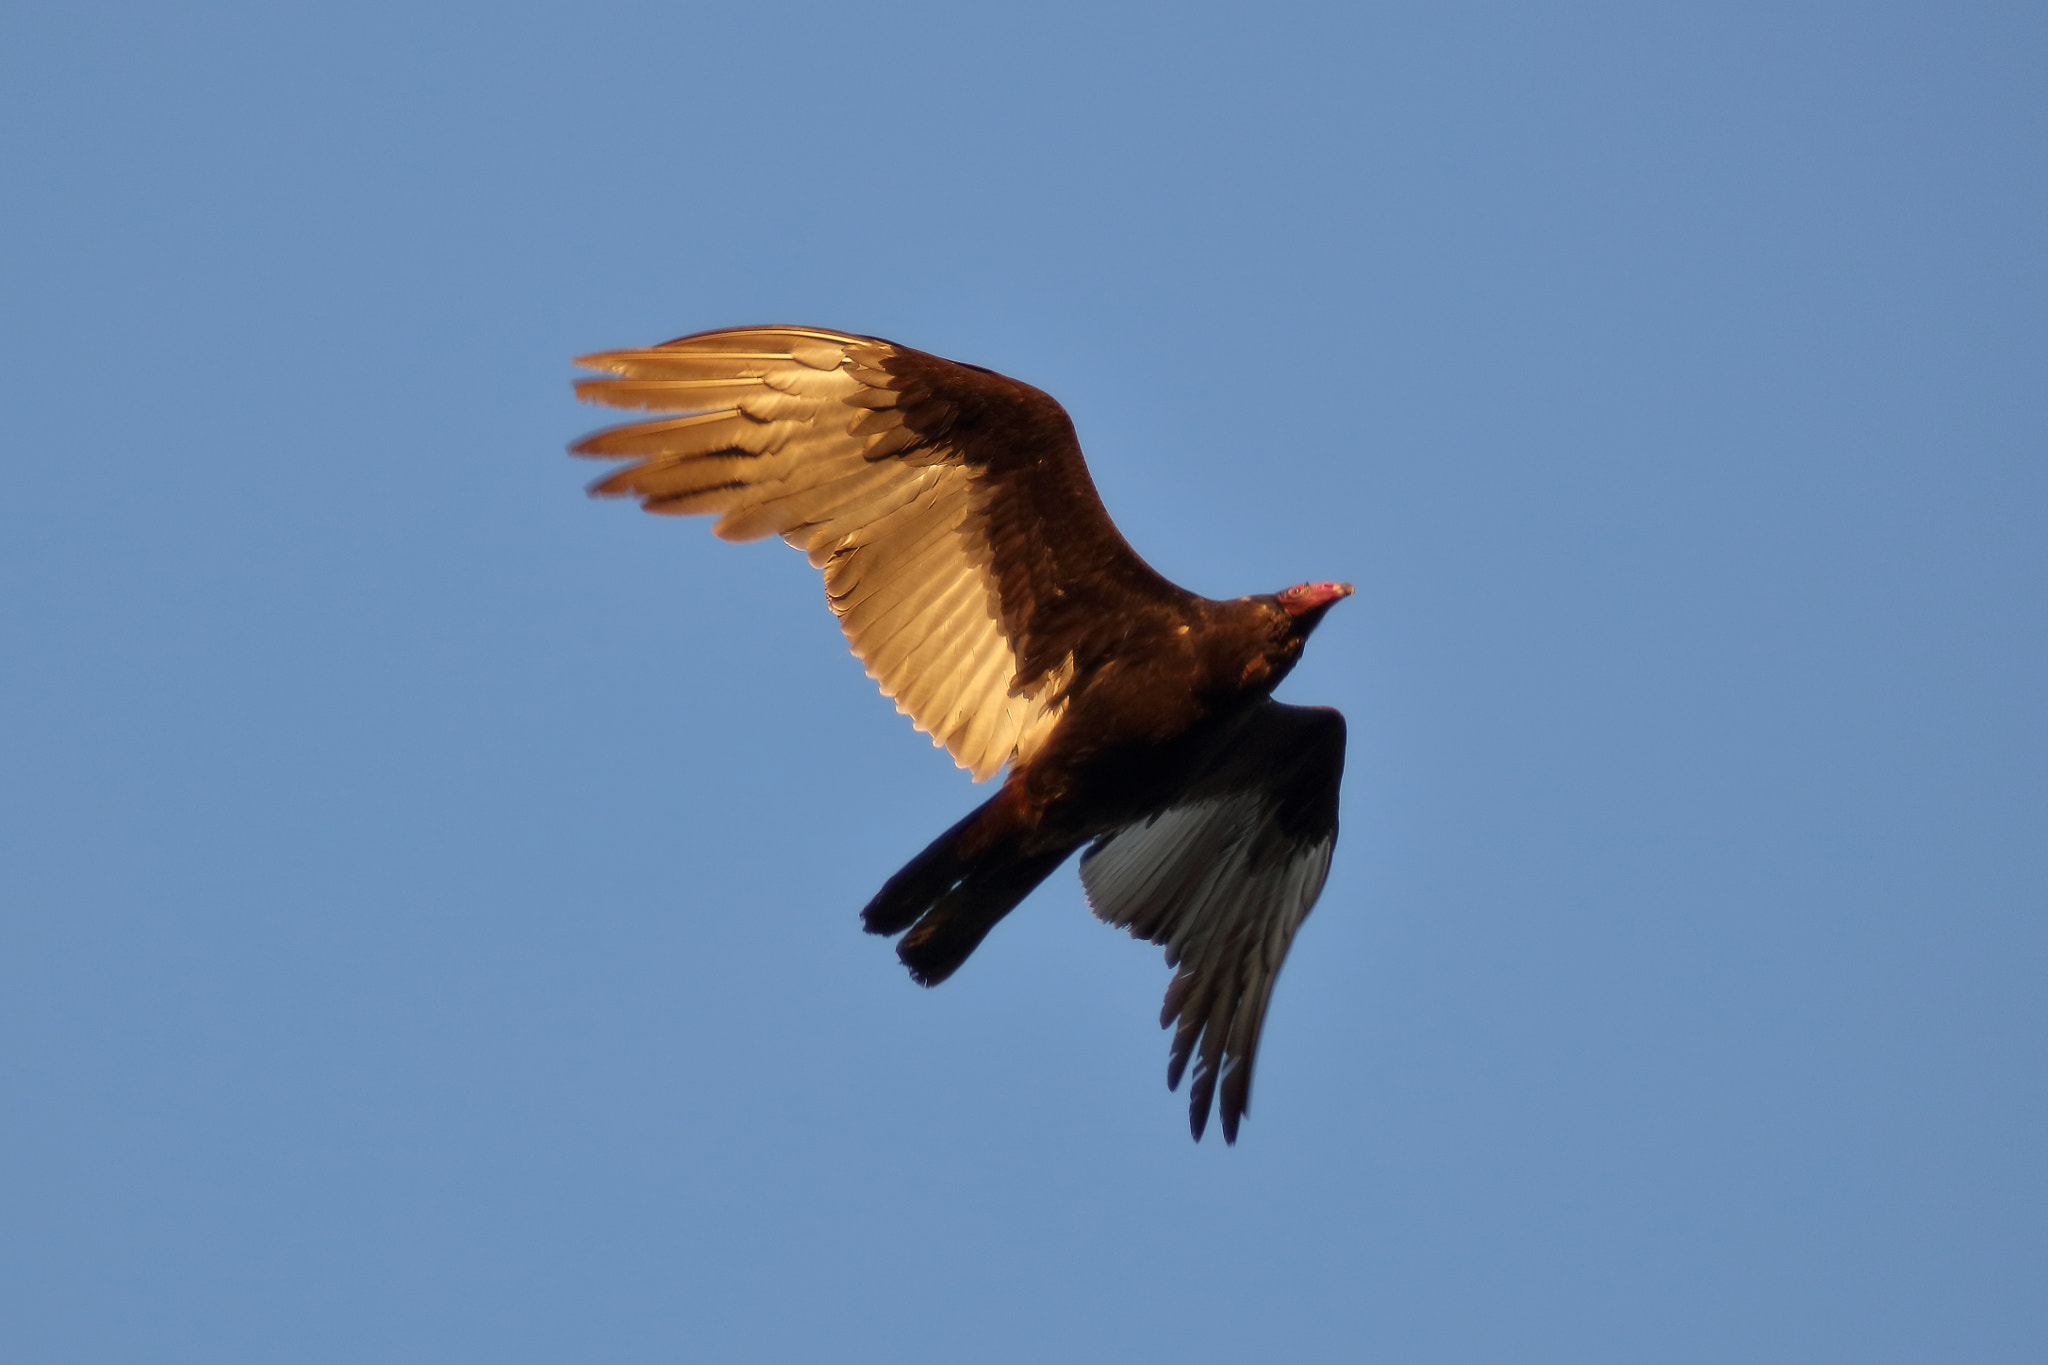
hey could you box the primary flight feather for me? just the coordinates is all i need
[572,326,1352,1143]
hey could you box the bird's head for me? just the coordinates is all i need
[1275,580,1354,636]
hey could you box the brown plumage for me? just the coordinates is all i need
[572,326,1353,1143]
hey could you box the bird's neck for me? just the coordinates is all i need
[1195,601,1304,702]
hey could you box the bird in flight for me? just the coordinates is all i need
[571,326,1353,1142]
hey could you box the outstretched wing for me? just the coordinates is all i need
[1079,703,1346,1143]
[573,326,1194,780]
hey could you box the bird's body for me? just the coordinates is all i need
[572,326,1353,1142]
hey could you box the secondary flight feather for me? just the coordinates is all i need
[572,325,1353,1142]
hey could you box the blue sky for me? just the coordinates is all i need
[3,2,2044,1360]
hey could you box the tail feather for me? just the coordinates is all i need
[896,848,1072,986]
[860,786,1077,986]
[860,801,993,936]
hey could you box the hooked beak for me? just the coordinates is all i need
[1278,581,1355,617]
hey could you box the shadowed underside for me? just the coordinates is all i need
[573,325,1351,1142]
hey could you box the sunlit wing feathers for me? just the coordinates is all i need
[1078,703,1347,1142]
[572,326,1192,780]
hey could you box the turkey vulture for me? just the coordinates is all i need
[571,326,1352,1143]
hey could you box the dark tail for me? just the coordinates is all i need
[861,786,1077,987]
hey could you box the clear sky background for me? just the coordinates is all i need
[3,3,2044,1361]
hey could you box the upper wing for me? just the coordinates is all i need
[1078,703,1347,1143]
[572,326,1194,780]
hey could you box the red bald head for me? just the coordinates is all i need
[1276,581,1354,617]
